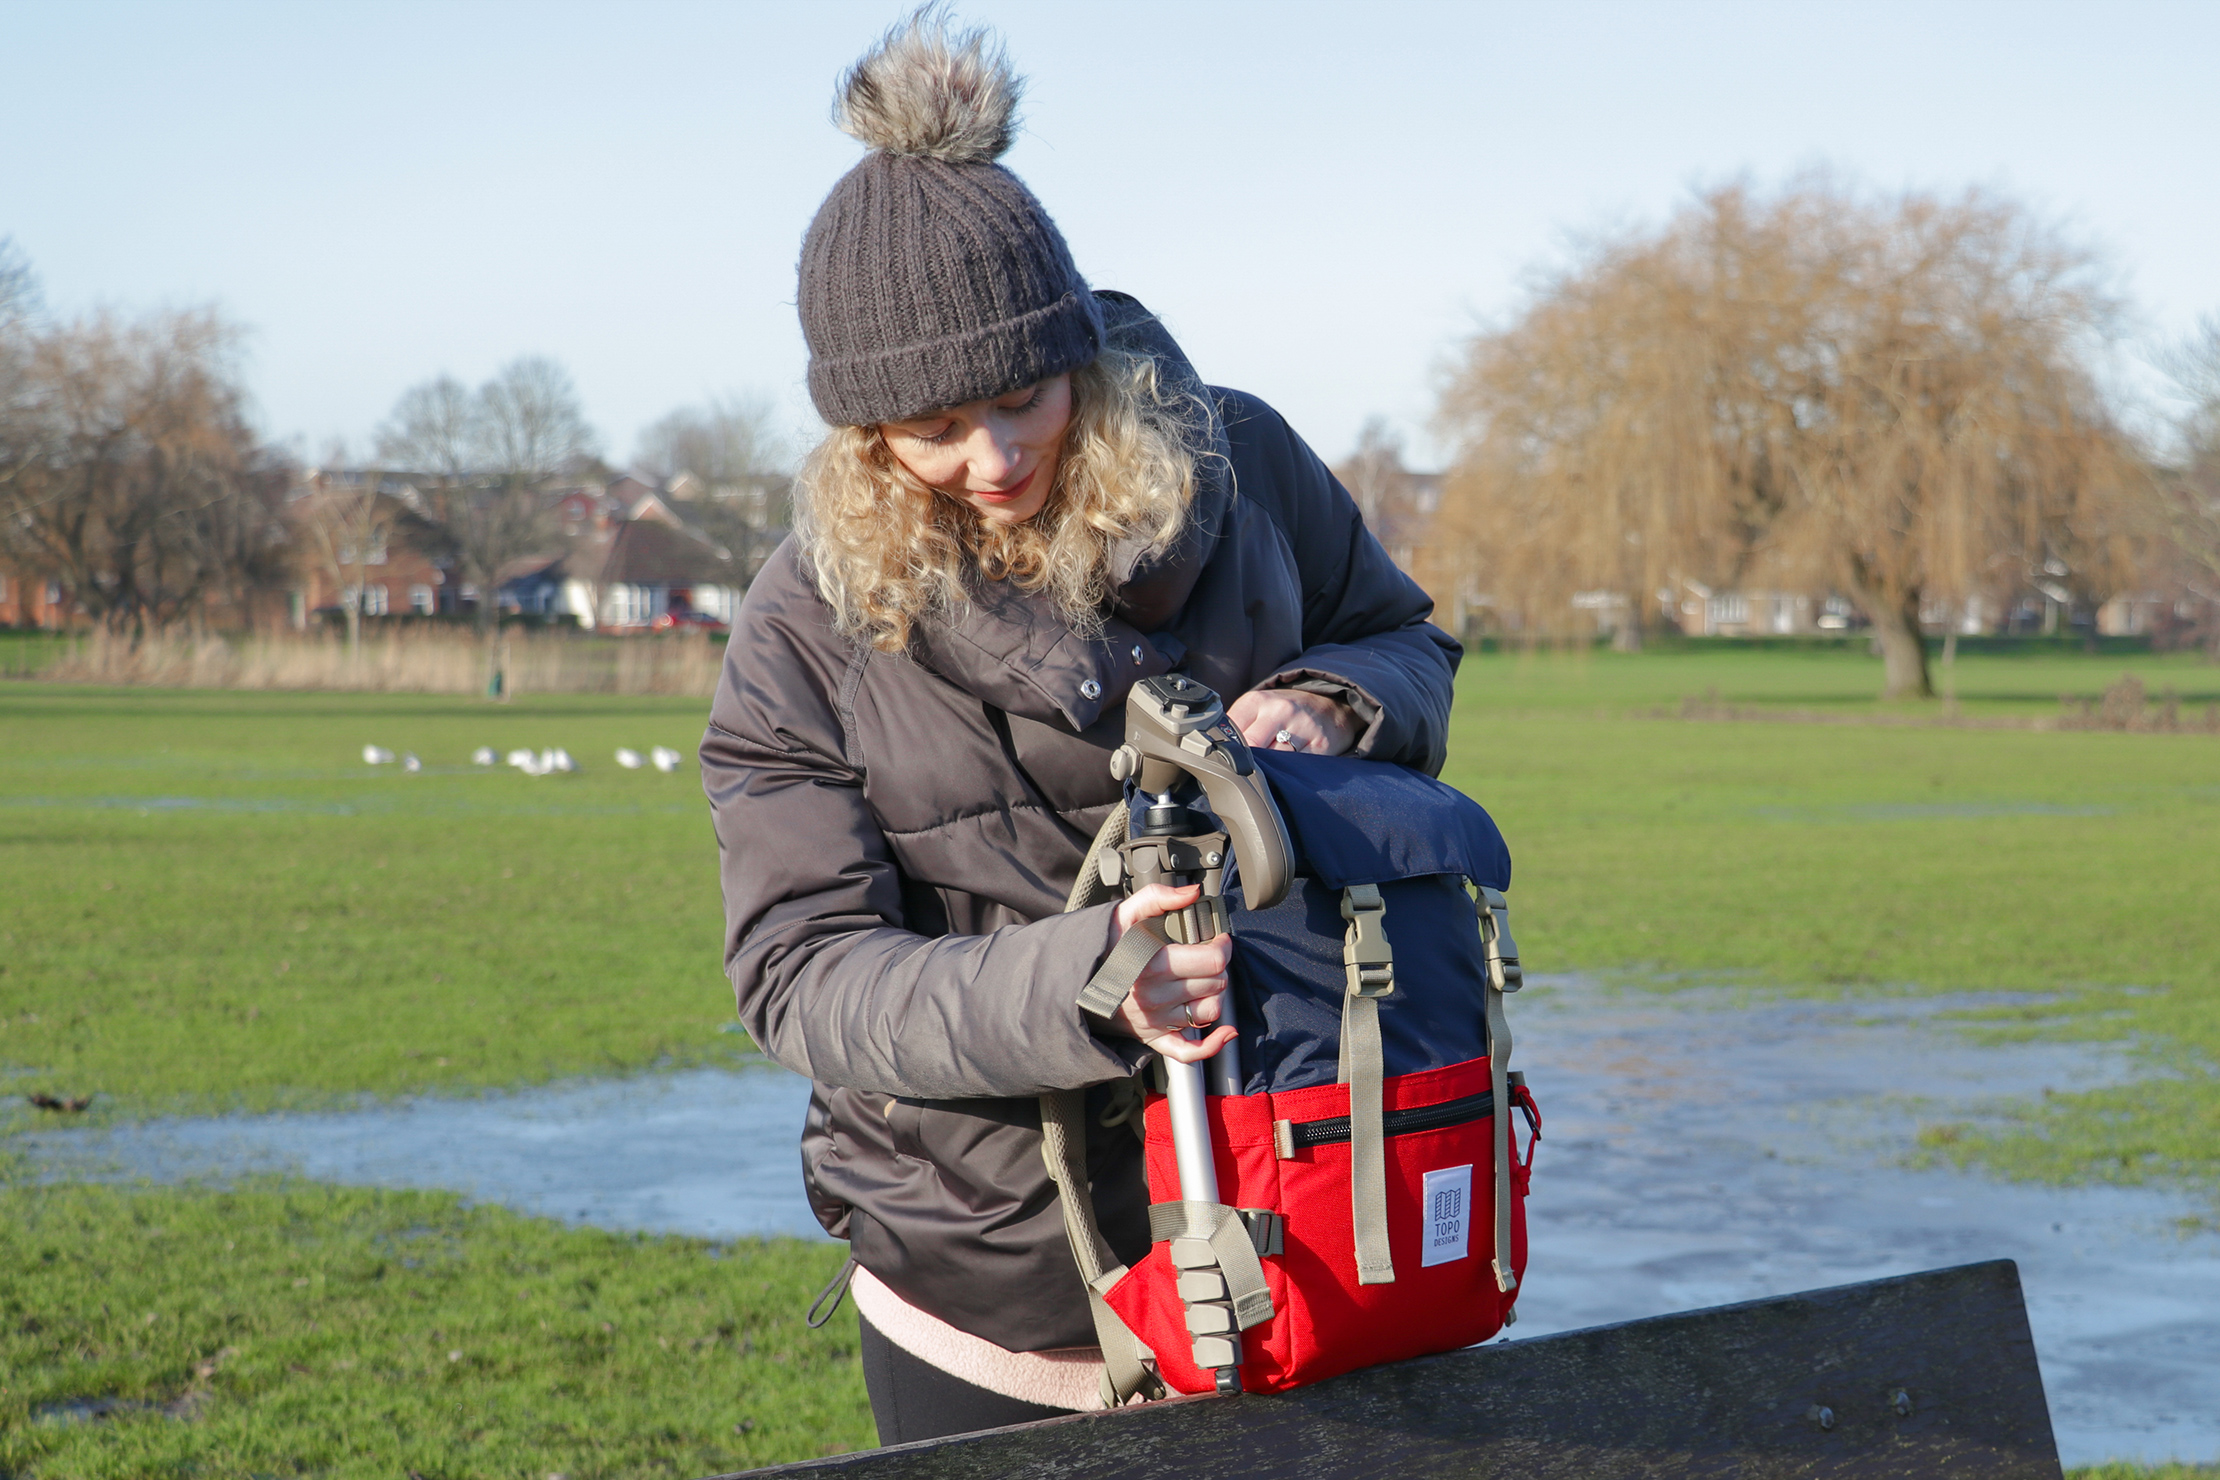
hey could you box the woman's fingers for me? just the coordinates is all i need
[1151,935,1232,981]
[1226,689,1299,749]
[1103,872,1242,1064]
[1134,970,1227,1024]
[1151,1022,1239,1065]
[1226,687,1359,756]
[1113,881,1201,935]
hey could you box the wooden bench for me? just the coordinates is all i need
[717,1259,2060,1478]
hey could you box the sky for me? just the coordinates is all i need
[4,0,2216,473]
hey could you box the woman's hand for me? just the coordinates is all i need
[1101,883,1238,1065]
[1228,687,1359,756]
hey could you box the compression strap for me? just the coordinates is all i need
[1338,883,1396,1285]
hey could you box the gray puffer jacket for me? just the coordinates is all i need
[700,294,1459,1352]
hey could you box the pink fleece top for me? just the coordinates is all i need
[849,1265,1107,1412]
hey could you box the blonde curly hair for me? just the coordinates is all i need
[794,346,1204,653]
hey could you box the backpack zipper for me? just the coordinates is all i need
[1275,1089,1495,1155]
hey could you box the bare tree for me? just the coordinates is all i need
[0,237,36,340]
[2156,315,2220,656]
[0,306,267,634]
[197,445,296,630]
[475,355,596,487]
[634,394,789,583]
[1436,179,2150,697]
[1336,417,1404,529]
[375,356,595,695]
[1330,415,1458,628]
[379,375,476,483]
[0,240,44,509]
[635,394,777,489]
[292,449,402,665]
[377,356,594,633]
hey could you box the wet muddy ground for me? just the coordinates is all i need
[18,978,2217,1467]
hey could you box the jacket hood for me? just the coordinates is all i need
[903,290,1231,733]
[1094,290,1233,631]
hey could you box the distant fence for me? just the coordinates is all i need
[33,627,725,697]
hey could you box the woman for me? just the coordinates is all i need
[700,14,1458,1444]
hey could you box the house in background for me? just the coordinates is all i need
[504,475,744,630]
[0,565,72,627]
[1670,582,1852,636]
[285,469,456,627]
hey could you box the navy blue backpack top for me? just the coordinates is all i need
[1228,750,1512,1093]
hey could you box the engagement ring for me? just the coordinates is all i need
[1274,728,1296,747]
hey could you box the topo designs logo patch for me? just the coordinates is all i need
[1420,1164,1474,1267]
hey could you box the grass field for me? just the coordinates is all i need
[3,646,2215,1474]
[0,1176,867,1478]
[0,687,743,1121]
[0,630,74,679]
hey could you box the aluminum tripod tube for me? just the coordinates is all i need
[1164,1034,1220,1205]
[1204,1016,1243,1097]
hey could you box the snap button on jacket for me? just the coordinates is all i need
[700,300,1460,1353]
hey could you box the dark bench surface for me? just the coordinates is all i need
[715,1258,2060,1479]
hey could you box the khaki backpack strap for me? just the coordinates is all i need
[1337,884,1396,1285]
[1479,885,1521,1302]
[1039,1088,1165,1405]
[1040,807,1166,1407]
[1078,918,1169,1020]
[1144,1201,1277,1331]
[1071,804,1162,1021]
[1148,1202,1283,1258]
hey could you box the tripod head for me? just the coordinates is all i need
[1110,675,1293,911]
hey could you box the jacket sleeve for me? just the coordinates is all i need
[700,556,1148,1102]
[1222,392,1462,775]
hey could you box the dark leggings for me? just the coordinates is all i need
[856,1314,1079,1445]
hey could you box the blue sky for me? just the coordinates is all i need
[4,0,2214,470]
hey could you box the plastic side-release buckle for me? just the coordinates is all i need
[1341,882,1394,997]
[1478,885,1521,992]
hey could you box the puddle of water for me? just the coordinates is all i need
[16,1066,822,1240]
[12,981,2215,1465]
[32,1395,191,1427]
[1504,978,2218,1470]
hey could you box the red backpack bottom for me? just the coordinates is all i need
[1102,1057,1539,1396]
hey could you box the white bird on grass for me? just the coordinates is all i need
[363,745,395,765]
[650,746,683,773]
[548,748,577,774]
[471,747,496,766]
[505,748,536,771]
[615,748,644,770]
[401,753,422,774]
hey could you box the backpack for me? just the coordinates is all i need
[1044,748,1538,1403]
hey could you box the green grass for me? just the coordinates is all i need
[1450,638,2219,720]
[0,1176,868,1477]
[0,687,747,1118]
[0,630,74,678]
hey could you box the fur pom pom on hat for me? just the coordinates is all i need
[835,10,1020,163]
[799,8,1103,427]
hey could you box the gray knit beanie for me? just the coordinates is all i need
[799,12,1104,427]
